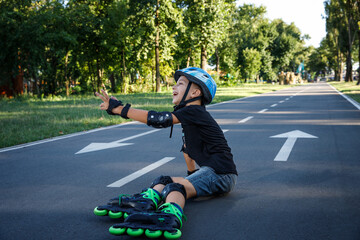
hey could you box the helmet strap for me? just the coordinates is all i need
[170,81,201,138]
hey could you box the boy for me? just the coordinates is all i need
[94,67,237,239]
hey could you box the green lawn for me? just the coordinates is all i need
[0,83,293,148]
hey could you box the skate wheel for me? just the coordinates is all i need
[124,212,129,219]
[164,229,182,239]
[108,210,123,219]
[145,229,162,238]
[93,207,108,216]
[109,226,126,235]
[127,228,144,237]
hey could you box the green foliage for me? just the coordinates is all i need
[1,0,317,98]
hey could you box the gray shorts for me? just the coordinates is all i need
[185,166,237,198]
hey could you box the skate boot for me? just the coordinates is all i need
[93,188,161,219]
[109,202,186,239]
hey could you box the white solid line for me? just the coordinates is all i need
[0,122,138,153]
[258,109,268,113]
[238,116,254,123]
[107,157,175,188]
[328,84,360,110]
[271,104,277,107]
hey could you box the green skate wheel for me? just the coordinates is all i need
[145,229,162,238]
[93,207,108,216]
[109,226,126,235]
[164,229,182,239]
[124,212,129,219]
[108,210,123,219]
[127,228,144,237]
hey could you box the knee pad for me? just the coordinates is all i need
[150,175,173,188]
[161,183,187,200]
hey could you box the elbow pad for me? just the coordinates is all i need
[147,111,173,128]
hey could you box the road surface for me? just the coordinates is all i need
[1,83,359,240]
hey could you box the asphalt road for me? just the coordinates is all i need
[1,83,359,240]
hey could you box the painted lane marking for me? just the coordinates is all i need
[76,129,161,154]
[107,157,175,187]
[0,122,138,153]
[329,84,360,110]
[279,100,285,103]
[271,104,278,107]
[238,116,254,123]
[270,130,318,161]
[258,109,268,113]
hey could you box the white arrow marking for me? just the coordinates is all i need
[75,129,161,154]
[270,130,318,161]
[107,157,175,187]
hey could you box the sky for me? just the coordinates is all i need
[236,0,327,48]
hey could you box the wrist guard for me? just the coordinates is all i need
[121,103,131,119]
[107,98,123,115]
[147,111,173,128]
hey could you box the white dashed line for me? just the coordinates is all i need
[107,157,176,188]
[238,116,254,123]
[258,109,268,113]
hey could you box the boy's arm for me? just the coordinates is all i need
[113,106,180,125]
[96,89,180,125]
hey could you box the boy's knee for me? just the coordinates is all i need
[150,175,173,188]
[161,183,187,200]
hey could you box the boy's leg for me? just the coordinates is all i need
[152,177,196,209]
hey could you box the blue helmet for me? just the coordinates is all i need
[174,67,217,105]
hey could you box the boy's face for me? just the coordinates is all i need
[172,76,189,105]
[172,76,202,105]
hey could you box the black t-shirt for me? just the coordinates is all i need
[172,105,238,175]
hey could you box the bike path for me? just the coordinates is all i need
[0,83,359,239]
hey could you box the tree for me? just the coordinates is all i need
[242,48,261,82]
[181,0,231,70]
[325,0,360,82]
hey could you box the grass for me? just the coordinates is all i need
[0,83,293,149]
[328,81,360,104]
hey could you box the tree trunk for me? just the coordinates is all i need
[201,45,207,70]
[122,49,127,93]
[155,0,161,92]
[186,48,191,68]
[109,72,116,93]
[96,57,101,92]
[345,51,353,82]
[215,47,220,73]
[344,0,355,82]
[358,3,360,85]
[64,50,70,97]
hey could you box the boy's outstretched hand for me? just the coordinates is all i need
[95,89,123,115]
[95,89,111,111]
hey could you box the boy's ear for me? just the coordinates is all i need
[192,88,202,97]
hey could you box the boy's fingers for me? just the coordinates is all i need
[95,92,106,102]
[101,89,109,99]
